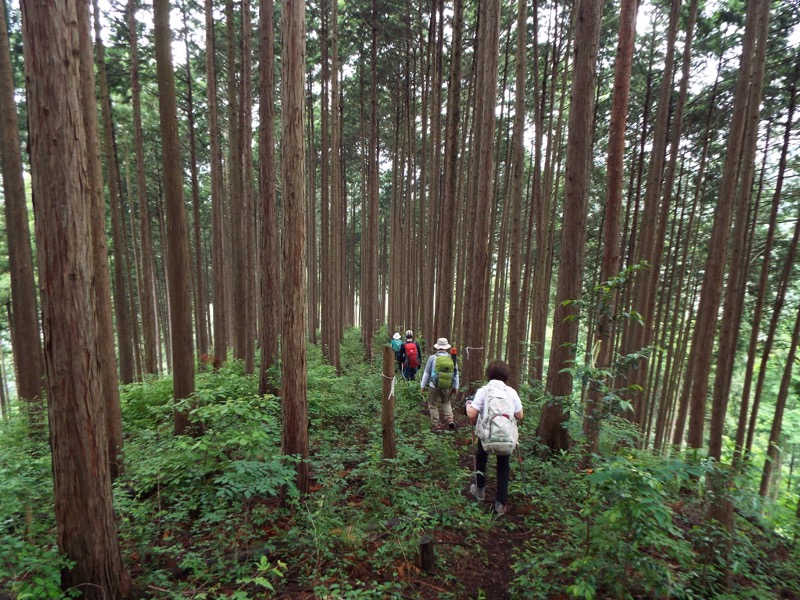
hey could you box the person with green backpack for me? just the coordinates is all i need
[420,337,459,431]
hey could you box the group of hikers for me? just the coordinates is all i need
[390,331,524,516]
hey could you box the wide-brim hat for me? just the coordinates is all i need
[392,333,401,340]
[433,337,451,350]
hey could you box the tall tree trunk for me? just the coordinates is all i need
[622,0,681,424]
[530,22,571,382]
[330,0,342,372]
[182,8,209,359]
[0,0,44,410]
[306,74,318,343]
[93,0,135,386]
[129,0,160,375]
[461,0,501,389]
[227,0,246,362]
[745,209,800,455]
[155,193,172,371]
[122,151,143,381]
[205,0,227,364]
[537,0,603,452]
[154,0,195,435]
[419,6,431,341]
[80,0,123,478]
[433,0,463,343]
[668,55,722,448]
[259,0,280,395]
[281,0,308,494]
[708,10,770,464]
[320,0,332,362]
[505,0,527,389]
[734,58,798,462]
[361,0,380,359]
[22,0,133,595]
[685,0,770,450]
[635,0,698,433]
[759,300,800,498]
[583,0,638,460]
[241,0,256,375]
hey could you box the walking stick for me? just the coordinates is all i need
[516,443,526,491]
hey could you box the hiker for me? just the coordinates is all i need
[466,360,523,515]
[399,330,422,381]
[391,332,404,373]
[420,337,459,430]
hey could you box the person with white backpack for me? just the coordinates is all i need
[465,360,523,515]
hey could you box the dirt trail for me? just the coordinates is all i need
[408,410,533,599]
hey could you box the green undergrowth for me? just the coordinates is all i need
[1,327,798,598]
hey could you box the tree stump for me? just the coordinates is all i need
[418,534,435,571]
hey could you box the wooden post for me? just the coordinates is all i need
[382,345,396,459]
[418,534,435,571]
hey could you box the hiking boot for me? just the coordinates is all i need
[431,424,448,432]
[470,483,485,501]
[495,502,507,516]
[447,421,456,430]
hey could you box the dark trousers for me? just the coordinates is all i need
[402,366,418,381]
[475,440,510,505]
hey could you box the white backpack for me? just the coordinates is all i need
[476,386,518,456]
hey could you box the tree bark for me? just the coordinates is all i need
[708,18,771,463]
[330,0,343,372]
[241,0,256,375]
[0,0,44,411]
[282,0,309,494]
[22,0,133,595]
[306,73,319,343]
[685,0,770,450]
[129,0,160,375]
[583,0,638,461]
[433,0,463,343]
[530,20,571,382]
[93,0,135,386]
[745,209,800,456]
[205,0,227,365]
[259,0,280,396]
[759,300,800,497]
[320,0,332,363]
[361,0,380,360]
[461,0,501,390]
[182,8,209,360]
[734,58,798,462]
[621,0,681,424]
[79,0,124,478]
[154,0,195,435]
[537,0,603,452]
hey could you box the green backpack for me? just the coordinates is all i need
[432,353,455,389]
[391,338,403,353]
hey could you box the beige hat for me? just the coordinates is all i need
[433,337,451,350]
[392,332,401,340]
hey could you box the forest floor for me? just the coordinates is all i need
[269,406,549,600]
[3,334,800,599]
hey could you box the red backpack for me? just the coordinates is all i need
[404,342,420,368]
